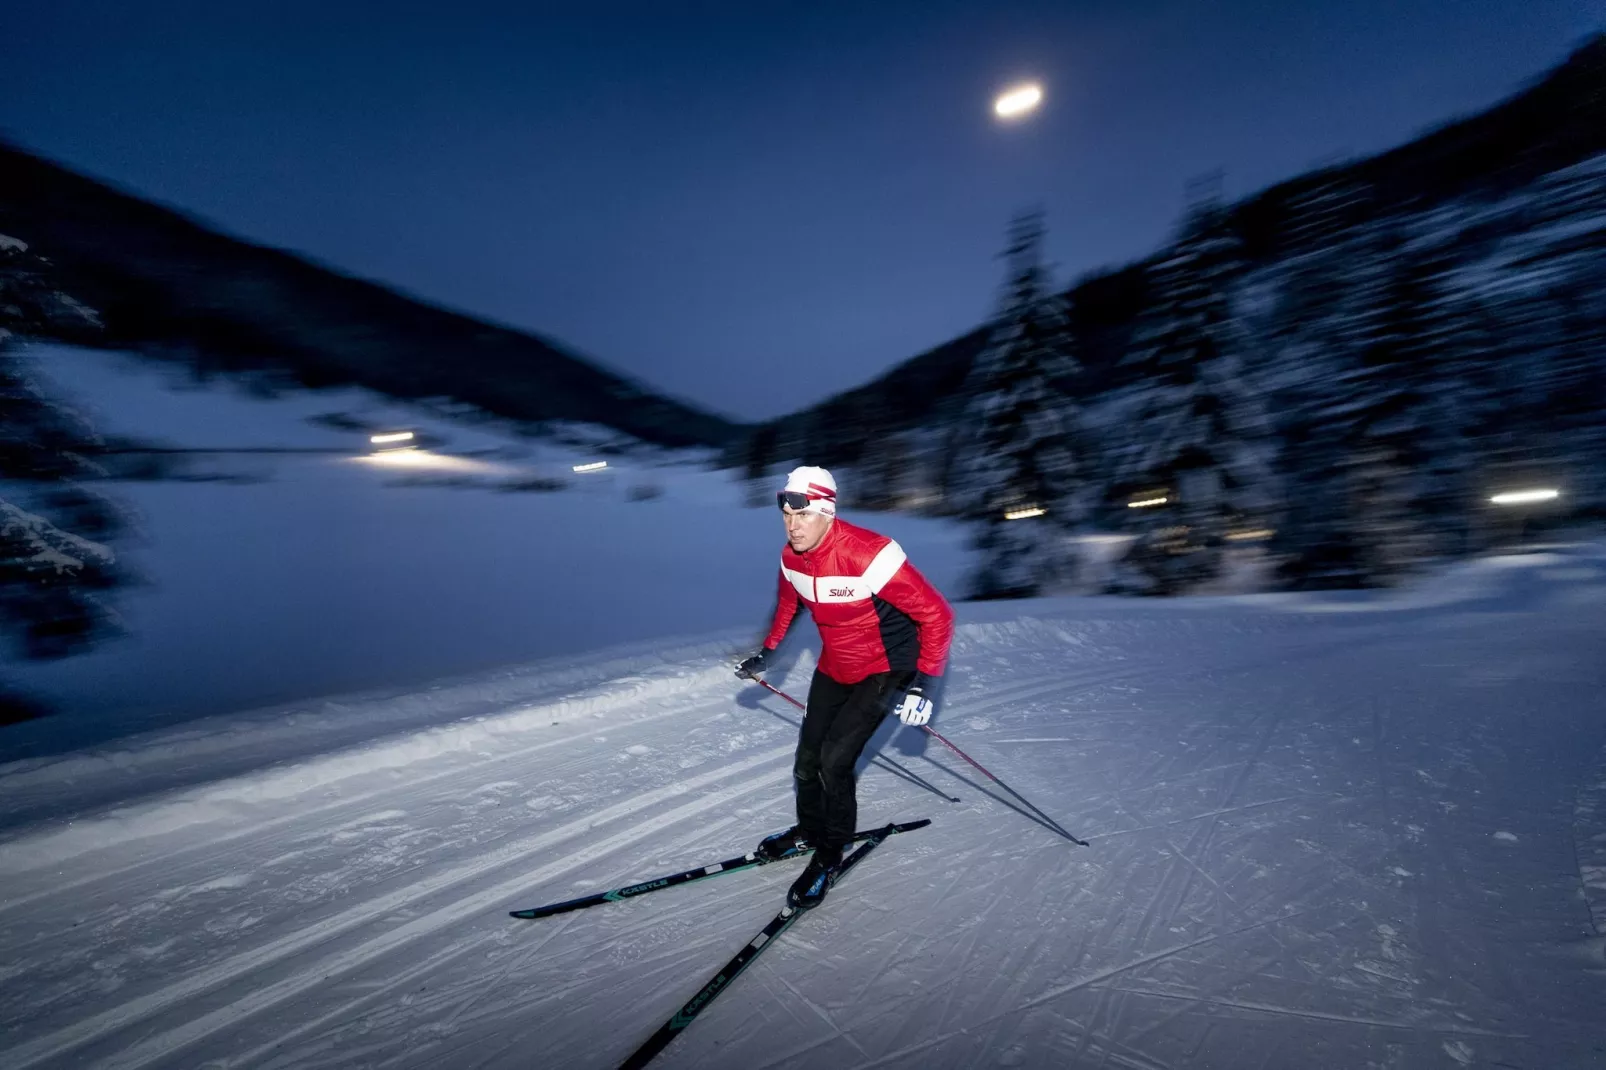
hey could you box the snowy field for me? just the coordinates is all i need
[3,346,1605,1068]
[3,545,1606,1069]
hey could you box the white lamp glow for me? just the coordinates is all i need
[1490,488,1559,506]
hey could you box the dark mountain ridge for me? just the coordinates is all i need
[755,34,1606,470]
[0,146,738,449]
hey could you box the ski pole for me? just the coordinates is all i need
[918,724,1089,846]
[753,678,1085,846]
[748,677,961,804]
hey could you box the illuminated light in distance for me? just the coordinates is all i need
[354,450,496,474]
[1489,488,1559,505]
[994,83,1043,120]
[1003,506,1045,521]
[1128,495,1169,509]
[370,431,415,445]
[572,461,609,473]
[1225,528,1276,542]
[359,450,435,468]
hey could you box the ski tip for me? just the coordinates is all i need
[892,818,932,832]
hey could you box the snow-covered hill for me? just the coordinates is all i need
[3,344,967,756]
[2,539,1604,1069]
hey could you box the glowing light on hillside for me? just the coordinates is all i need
[572,461,609,473]
[1490,488,1559,505]
[354,450,495,474]
[370,431,415,446]
[993,83,1043,120]
[1128,495,1169,509]
[1003,506,1045,521]
[360,450,435,468]
[1225,528,1276,542]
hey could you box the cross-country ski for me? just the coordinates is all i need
[615,820,920,1070]
[509,819,931,919]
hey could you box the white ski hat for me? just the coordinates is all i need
[780,465,837,517]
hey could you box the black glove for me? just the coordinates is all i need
[735,649,770,680]
[896,671,933,697]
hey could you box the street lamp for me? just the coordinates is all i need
[1489,488,1559,505]
[369,430,416,453]
[1487,486,1562,549]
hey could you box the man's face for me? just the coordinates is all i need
[782,506,833,553]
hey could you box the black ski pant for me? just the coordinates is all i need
[794,668,905,851]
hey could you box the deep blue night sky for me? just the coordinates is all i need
[3,1,1601,420]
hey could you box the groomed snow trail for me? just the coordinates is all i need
[3,550,1605,1069]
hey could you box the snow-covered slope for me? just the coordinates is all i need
[2,545,1604,1069]
[4,345,967,756]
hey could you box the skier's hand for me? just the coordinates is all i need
[892,674,934,727]
[735,650,769,680]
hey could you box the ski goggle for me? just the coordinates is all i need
[776,491,815,511]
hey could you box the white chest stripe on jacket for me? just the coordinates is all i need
[782,566,814,600]
[784,541,907,604]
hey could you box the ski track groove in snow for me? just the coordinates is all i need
[0,691,735,904]
[222,926,509,1069]
[0,641,1097,914]
[5,743,796,1070]
[0,693,761,990]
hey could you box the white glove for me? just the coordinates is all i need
[893,687,933,727]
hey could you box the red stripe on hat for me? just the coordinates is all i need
[807,482,836,499]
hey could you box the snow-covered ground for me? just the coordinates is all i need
[3,544,1605,1069]
[4,346,1605,1068]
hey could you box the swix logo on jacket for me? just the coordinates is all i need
[764,518,955,685]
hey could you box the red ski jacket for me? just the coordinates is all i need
[763,517,954,685]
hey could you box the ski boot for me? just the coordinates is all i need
[786,843,844,910]
[755,826,811,862]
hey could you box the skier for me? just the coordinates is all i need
[735,465,954,909]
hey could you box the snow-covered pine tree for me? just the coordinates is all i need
[1536,276,1606,521]
[1110,194,1276,594]
[740,423,780,507]
[949,210,1086,599]
[1260,190,1381,587]
[1295,231,1492,583]
[0,234,126,683]
[1265,181,1373,357]
[852,430,913,511]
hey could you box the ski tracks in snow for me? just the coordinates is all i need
[5,582,1606,1068]
[0,648,1104,1070]
[0,690,801,1069]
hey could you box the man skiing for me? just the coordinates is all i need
[735,465,954,910]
